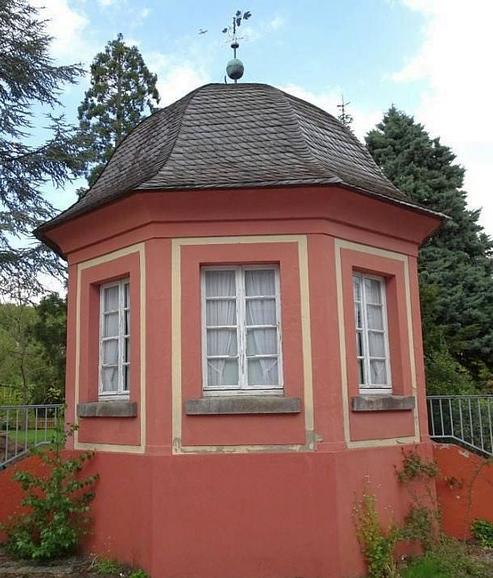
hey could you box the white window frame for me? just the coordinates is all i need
[201,264,283,396]
[353,272,392,395]
[99,279,130,400]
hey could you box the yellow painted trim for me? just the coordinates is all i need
[74,243,146,454]
[334,238,420,449]
[171,235,314,455]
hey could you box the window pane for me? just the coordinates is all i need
[354,302,363,329]
[104,285,119,312]
[353,275,361,301]
[207,359,239,386]
[206,299,236,326]
[356,331,364,357]
[123,365,129,391]
[247,358,279,385]
[368,332,385,357]
[124,337,130,363]
[205,270,236,297]
[364,278,382,304]
[103,312,119,337]
[245,269,275,296]
[124,283,130,308]
[207,329,237,356]
[246,298,276,326]
[246,328,278,355]
[102,339,119,364]
[367,305,383,330]
[358,359,365,385]
[125,310,130,335]
[370,360,387,385]
[101,366,118,392]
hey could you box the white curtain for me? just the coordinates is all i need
[205,270,238,386]
[245,269,278,386]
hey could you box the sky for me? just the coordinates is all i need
[34,0,493,235]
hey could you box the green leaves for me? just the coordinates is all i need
[0,0,85,297]
[2,423,98,561]
[78,33,160,187]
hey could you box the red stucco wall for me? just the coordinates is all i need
[434,444,493,540]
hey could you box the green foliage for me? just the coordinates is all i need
[366,107,493,390]
[129,570,149,578]
[471,519,493,548]
[2,424,98,560]
[401,538,491,578]
[0,0,85,295]
[78,33,160,186]
[396,449,438,484]
[396,448,440,551]
[91,557,149,577]
[354,492,400,578]
[93,557,124,575]
[0,294,66,404]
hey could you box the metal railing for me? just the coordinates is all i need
[427,395,493,456]
[0,404,64,468]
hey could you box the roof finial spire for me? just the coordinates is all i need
[222,9,252,83]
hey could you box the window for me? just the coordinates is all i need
[353,272,391,394]
[201,266,283,394]
[99,279,130,399]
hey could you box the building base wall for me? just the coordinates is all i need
[79,444,432,578]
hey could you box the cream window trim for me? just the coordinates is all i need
[201,265,283,396]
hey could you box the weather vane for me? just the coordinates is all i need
[222,9,252,83]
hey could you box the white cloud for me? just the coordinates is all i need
[269,16,285,31]
[32,0,91,62]
[395,0,493,234]
[146,52,210,106]
[277,84,381,142]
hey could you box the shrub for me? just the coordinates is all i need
[354,492,400,578]
[471,519,493,548]
[1,423,98,560]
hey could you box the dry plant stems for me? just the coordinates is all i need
[464,456,493,541]
[1,423,99,560]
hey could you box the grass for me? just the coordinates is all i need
[400,539,493,578]
[2,428,60,447]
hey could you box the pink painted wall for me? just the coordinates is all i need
[26,184,442,577]
[434,444,493,540]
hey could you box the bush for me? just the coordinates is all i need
[471,519,493,548]
[354,492,400,578]
[1,424,98,560]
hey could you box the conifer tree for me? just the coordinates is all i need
[0,0,84,295]
[366,107,493,389]
[78,33,160,187]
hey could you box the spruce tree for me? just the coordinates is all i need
[366,107,493,389]
[78,33,160,187]
[0,0,84,295]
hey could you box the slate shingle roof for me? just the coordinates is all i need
[36,83,436,237]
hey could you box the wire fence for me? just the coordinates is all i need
[0,404,64,468]
[427,395,493,456]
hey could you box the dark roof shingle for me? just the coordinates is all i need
[37,83,433,235]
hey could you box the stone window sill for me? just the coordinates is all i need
[77,401,137,418]
[185,396,301,415]
[351,395,415,412]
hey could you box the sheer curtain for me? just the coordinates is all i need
[245,269,279,386]
[205,270,238,387]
